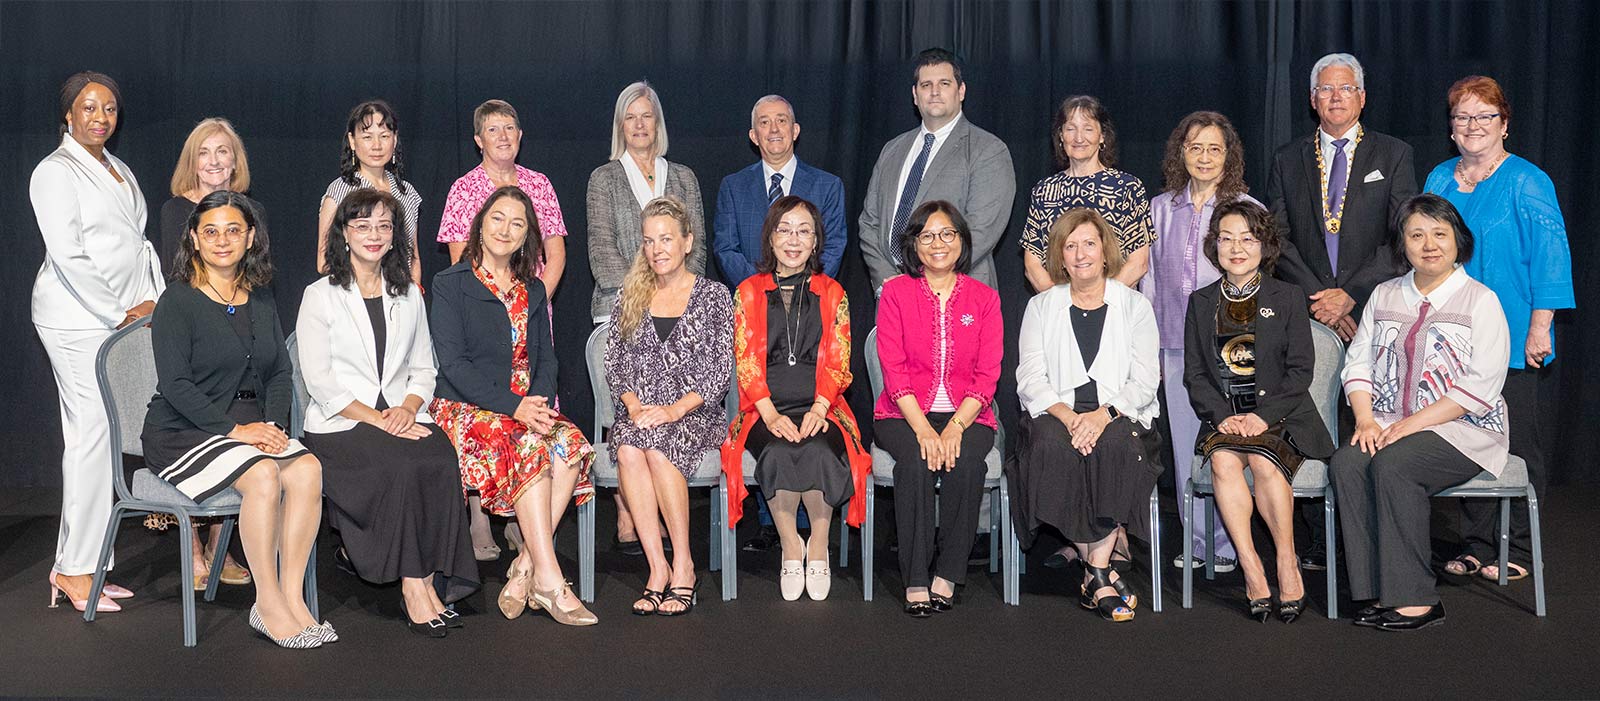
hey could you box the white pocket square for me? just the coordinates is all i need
[1363,170,1385,183]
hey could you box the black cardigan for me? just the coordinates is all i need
[145,284,293,434]
[1181,276,1335,460]
[429,261,556,416]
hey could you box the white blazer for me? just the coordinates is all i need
[1016,279,1162,427]
[296,276,438,433]
[30,134,163,330]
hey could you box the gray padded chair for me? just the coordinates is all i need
[576,322,731,602]
[1182,319,1341,617]
[87,323,317,647]
[862,328,1018,605]
[1434,455,1546,616]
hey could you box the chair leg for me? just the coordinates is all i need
[708,481,723,574]
[175,511,199,648]
[578,499,595,603]
[1324,490,1338,620]
[719,480,736,602]
[1528,486,1546,616]
[863,479,874,602]
[1204,498,1216,581]
[1001,476,1018,606]
[205,518,234,602]
[1150,486,1162,613]
[305,539,319,622]
[838,515,850,568]
[1182,480,1195,609]
[85,506,127,625]
[989,485,1000,575]
[1498,497,1511,586]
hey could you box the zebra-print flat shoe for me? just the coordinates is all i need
[248,605,324,649]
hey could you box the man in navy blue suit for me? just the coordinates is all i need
[713,95,847,285]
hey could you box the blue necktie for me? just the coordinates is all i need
[890,133,938,264]
[768,173,784,203]
[1325,137,1349,275]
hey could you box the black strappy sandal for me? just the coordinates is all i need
[1080,565,1134,622]
[657,582,698,617]
[632,589,664,616]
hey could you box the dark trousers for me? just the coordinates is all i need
[878,414,995,589]
[1330,432,1481,607]
[1459,366,1544,563]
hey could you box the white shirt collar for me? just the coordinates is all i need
[1318,122,1361,149]
[918,111,963,142]
[760,156,798,189]
[1401,265,1469,307]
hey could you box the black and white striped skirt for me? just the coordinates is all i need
[142,399,311,504]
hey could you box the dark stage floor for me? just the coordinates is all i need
[1,484,1596,698]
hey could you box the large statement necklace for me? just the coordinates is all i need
[1314,125,1364,234]
[1220,272,1261,302]
[1454,151,1509,190]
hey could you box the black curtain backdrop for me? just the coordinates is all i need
[2,1,1594,490]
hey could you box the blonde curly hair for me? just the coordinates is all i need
[616,196,693,338]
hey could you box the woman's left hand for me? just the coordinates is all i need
[634,404,683,430]
[1377,416,1423,450]
[1070,409,1111,455]
[1525,331,1553,369]
[379,406,418,436]
[798,409,829,439]
[937,421,965,471]
[1234,413,1268,437]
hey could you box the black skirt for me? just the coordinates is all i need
[745,413,853,508]
[1010,414,1162,546]
[302,422,479,603]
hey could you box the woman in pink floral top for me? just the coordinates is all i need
[437,100,568,296]
[873,200,1002,617]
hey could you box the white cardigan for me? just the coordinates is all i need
[295,276,437,433]
[1016,280,1162,427]
[30,134,162,330]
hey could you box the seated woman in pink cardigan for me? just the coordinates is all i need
[873,200,1003,618]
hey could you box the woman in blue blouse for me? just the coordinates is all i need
[1423,75,1574,583]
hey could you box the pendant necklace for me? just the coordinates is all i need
[782,276,807,366]
[208,279,241,315]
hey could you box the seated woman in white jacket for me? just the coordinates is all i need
[297,189,478,638]
[1011,208,1162,623]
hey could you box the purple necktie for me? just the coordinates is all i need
[890,133,938,265]
[1325,137,1349,275]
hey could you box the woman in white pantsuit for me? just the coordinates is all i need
[31,71,163,613]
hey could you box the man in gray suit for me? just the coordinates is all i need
[859,48,1016,291]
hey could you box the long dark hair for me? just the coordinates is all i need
[462,186,544,284]
[896,200,973,278]
[1160,111,1248,203]
[324,189,412,297]
[173,190,272,290]
[339,100,409,194]
[756,195,824,276]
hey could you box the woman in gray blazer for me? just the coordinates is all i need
[587,81,706,323]
[32,71,162,613]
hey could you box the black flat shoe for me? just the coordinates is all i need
[613,534,644,556]
[1299,545,1327,572]
[1374,604,1445,632]
[437,608,465,629]
[334,546,357,577]
[929,593,953,612]
[1352,603,1388,627]
[1279,598,1306,624]
[742,526,780,553]
[903,600,933,618]
[406,615,448,638]
[1248,597,1273,623]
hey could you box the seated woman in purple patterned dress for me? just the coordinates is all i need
[604,196,734,617]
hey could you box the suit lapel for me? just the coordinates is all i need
[339,284,380,377]
[1298,137,1335,277]
[64,139,143,234]
[919,121,969,196]
[880,131,917,207]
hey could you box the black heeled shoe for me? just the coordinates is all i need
[657,581,698,617]
[1080,565,1134,622]
[903,599,934,618]
[437,608,465,629]
[1248,597,1274,623]
[405,613,448,638]
[631,589,664,616]
[928,593,954,613]
[1279,597,1306,623]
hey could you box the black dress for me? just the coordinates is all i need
[743,274,852,507]
[301,296,479,603]
[1013,304,1161,546]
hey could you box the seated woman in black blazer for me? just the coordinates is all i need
[142,191,328,649]
[1182,199,1334,623]
[297,189,478,637]
[430,186,598,627]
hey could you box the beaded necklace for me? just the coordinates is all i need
[1314,125,1364,234]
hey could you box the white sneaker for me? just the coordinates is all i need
[805,560,831,601]
[779,560,805,601]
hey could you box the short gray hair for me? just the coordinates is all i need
[609,81,668,161]
[749,95,795,129]
[1309,52,1365,91]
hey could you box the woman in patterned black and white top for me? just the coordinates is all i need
[1332,194,1510,632]
[316,100,423,287]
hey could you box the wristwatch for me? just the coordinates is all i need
[1102,404,1121,421]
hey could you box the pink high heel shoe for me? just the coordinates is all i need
[102,583,135,600]
[48,571,120,613]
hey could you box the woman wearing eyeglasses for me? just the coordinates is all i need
[874,200,1002,617]
[1181,200,1333,622]
[1422,76,1574,584]
[1141,111,1261,576]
